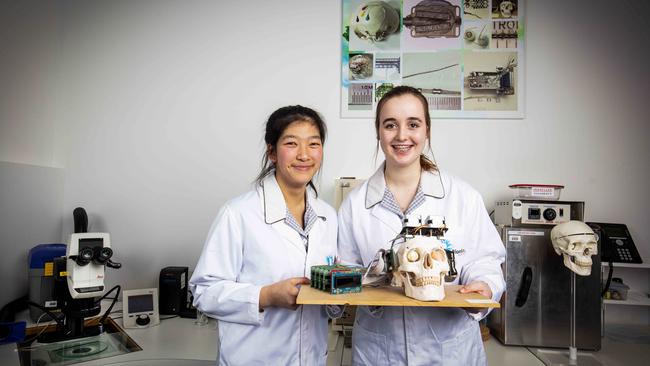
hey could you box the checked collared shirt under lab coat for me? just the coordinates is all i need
[337,164,506,366]
[189,173,338,365]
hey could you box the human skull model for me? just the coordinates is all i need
[499,1,515,18]
[394,236,450,301]
[352,1,400,42]
[550,221,598,276]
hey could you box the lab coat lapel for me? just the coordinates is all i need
[262,173,285,225]
[305,217,325,273]
[261,173,306,253]
[370,204,402,234]
[272,221,305,253]
[366,163,402,234]
[421,169,446,199]
[306,194,329,251]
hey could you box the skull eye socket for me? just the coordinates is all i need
[406,249,420,262]
[431,249,446,261]
[584,248,591,255]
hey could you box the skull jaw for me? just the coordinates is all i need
[562,254,593,276]
[401,273,446,301]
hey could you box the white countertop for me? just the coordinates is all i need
[0,316,218,366]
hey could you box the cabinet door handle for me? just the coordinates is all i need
[515,267,533,307]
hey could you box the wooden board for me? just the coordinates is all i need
[297,285,500,308]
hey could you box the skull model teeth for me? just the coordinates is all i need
[414,276,442,286]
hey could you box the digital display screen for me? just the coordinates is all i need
[80,238,103,250]
[607,227,627,238]
[128,294,153,313]
[528,208,540,219]
[334,276,361,289]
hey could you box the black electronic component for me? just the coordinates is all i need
[528,208,540,220]
[445,250,458,282]
[72,247,94,266]
[136,315,150,326]
[159,266,195,318]
[543,208,557,221]
[73,207,88,234]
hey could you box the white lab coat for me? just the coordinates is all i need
[190,173,338,366]
[338,164,505,366]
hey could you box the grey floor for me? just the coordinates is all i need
[324,322,543,366]
[326,323,352,366]
[325,322,650,366]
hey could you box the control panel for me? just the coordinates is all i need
[520,202,571,225]
[495,200,575,226]
[122,288,160,328]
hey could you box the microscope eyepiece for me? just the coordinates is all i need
[94,247,113,265]
[73,247,95,266]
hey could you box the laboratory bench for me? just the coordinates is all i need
[0,315,218,366]
[2,315,649,365]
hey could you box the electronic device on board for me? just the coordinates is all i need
[310,265,363,295]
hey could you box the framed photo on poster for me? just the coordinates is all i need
[341,0,525,119]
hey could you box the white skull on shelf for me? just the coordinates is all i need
[394,236,450,301]
[551,221,598,276]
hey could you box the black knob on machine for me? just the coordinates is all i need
[136,315,150,326]
[543,208,557,221]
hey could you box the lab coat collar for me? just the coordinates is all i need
[261,172,326,225]
[421,167,446,199]
[365,162,445,209]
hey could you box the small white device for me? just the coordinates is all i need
[495,200,571,226]
[122,288,160,328]
[66,232,111,299]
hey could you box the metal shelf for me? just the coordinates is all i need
[602,262,650,269]
[604,290,650,306]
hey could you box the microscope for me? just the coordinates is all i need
[39,208,121,343]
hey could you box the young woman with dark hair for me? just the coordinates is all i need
[190,105,337,365]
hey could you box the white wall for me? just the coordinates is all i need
[0,162,64,307]
[1,0,649,312]
[0,0,64,167]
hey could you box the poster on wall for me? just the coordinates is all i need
[341,0,525,119]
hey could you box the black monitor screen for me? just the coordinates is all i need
[606,227,627,238]
[128,294,153,313]
[79,238,103,250]
[334,275,361,289]
[528,208,540,219]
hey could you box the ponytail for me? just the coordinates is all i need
[420,154,437,172]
